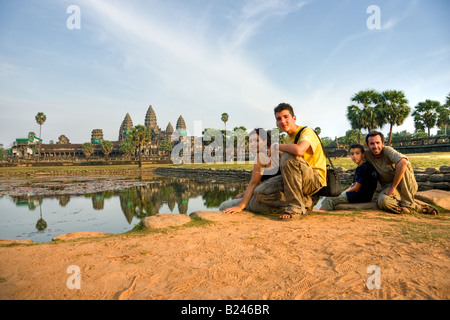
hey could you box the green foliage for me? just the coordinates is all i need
[347,89,380,132]
[159,139,173,151]
[35,112,46,126]
[342,129,360,145]
[391,130,412,142]
[82,142,94,158]
[101,140,113,157]
[119,138,134,156]
[221,113,229,132]
[378,90,410,144]
[436,94,449,133]
[412,100,441,137]
[128,125,152,168]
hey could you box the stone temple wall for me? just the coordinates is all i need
[338,165,450,191]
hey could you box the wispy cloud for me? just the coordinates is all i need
[77,0,307,127]
[223,0,309,50]
[381,0,418,30]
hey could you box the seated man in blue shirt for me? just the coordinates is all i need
[321,144,378,211]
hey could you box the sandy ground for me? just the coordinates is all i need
[0,209,449,300]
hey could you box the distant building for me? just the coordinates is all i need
[10,136,42,158]
[9,105,184,161]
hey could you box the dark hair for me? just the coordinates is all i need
[250,128,271,149]
[274,103,294,117]
[365,130,385,145]
[349,144,365,153]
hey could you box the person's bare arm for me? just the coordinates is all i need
[384,158,408,196]
[345,182,362,193]
[276,140,311,157]
[223,163,263,214]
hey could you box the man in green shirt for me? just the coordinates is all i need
[364,131,437,215]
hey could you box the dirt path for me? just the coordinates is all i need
[1,209,448,300]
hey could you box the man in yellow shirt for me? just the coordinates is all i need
[254,103,327,219]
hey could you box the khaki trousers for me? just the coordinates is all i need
[254,153,322,215]
[377,163,423,214]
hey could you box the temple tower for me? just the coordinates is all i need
[91,129,104,144]
[145,105,160,133]
[118,113,134,142]
[176,116,186,130]
[166,122,174,134]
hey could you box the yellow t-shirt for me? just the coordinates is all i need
[286,126,327,186]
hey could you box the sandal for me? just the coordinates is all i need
[422,205,438,215]
[399,207,411,214]
[278,210,308,220]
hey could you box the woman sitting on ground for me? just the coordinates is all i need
[219,128,283,215]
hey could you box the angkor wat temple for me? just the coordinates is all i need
[10,106,186,161]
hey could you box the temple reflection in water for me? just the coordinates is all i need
[8,176,246,233]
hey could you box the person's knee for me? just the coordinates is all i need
[254,176,283,196]
[321,197,334,211]
[219,199,240,211]
[280,152,297,171]
[376,193,390,210]
[377,191,397,212]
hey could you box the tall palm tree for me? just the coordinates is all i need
[412,100,440,137]
[221,113,229,135]
[347,90,381,143]
[346,105,364,143]
[128,125,151,168]
[314,127,321,135]
[351,90,380,132]
[378,90,410,145]
[35,112,46,160]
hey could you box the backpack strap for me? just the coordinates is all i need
[294,126,307,144]
[295,126,334,169]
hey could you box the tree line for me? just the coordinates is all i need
[3,92,448,162]
[345,90,449,146]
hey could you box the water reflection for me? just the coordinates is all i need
[1,176,246,240]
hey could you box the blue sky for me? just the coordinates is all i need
[1,0,449,147]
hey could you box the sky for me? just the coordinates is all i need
[1,0,449,147]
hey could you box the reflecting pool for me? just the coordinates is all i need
[0,175,246,243]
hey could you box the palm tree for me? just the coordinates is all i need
[35,202,47,231]
[128,125,151,168]
[412,100,440,137]
[346,90,380,142]
[314,127,321,135]
[350,90,380,132]
[82,142,94,159]
[119,139,134,158]
[378,90,410,145]
[347,105,366,144]
[221,113,229,134]
[35,112,46,160]
[437,93,450,135]
[101,140,113,158]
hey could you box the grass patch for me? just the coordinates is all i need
[398,220,450,245]
[0,151,448,175]
[359,209,450,245]
[128,216,214,236]
[331,152,450,169]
